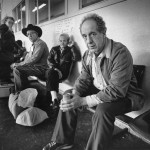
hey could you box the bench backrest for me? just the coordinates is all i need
[133,65,145,88]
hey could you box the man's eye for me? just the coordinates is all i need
[82,35,87,40]
[91,33,96,37]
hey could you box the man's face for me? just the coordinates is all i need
[26,30,38,43]
[59,36,69,49]
[81,19,105,55]
[5,18,14,30]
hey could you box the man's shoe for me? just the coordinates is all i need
[43,141,73,150]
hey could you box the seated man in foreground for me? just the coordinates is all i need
[43,13,145,150]
[46,33,77,109]
[11,24,49,92]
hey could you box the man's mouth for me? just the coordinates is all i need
[89,45,96,49]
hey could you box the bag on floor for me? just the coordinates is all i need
[8,88,48,126]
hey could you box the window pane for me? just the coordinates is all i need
[30,0,37,25]
[80,0,104,8]
[0,3,1,25]
[13,8,17,32]
[21,0,26,28]
[38,0,48,24]
[17,5,21,31]
[50,0,65,19]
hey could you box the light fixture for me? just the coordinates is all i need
[39,3,46,9]
[15,19,21,24]
[21,6,26,11]
[32,3,46,12]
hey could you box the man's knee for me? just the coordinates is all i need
[45,69,59,79]
[94,103,114,119]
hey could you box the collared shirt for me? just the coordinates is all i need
[18,38,49,67]
[85,39,111,107]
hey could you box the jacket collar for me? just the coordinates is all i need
[33,38,40,45]
[59,46,70,53]
[97,37,111,59]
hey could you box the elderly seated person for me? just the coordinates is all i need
[11,24,49,92]
[43,13,145,150]
[46,33,77,109]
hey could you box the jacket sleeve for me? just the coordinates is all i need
[70,45,79,62]
[47,47,58,68]
[74,51,93,96]
[96,45,133,102]
[24,42,44,65]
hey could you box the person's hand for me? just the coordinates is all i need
[60,94,86,112]
[10,63,16,69]
[10,63,19,69]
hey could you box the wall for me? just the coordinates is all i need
[1,0,22,18]
[1,0,150,118]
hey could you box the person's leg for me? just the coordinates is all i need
[52,109,78,144]
[45,69,60,104]
[13,65,45,92]
[13,66,28,92]
[43,109,78,150]
[0,63,12,82]
[86,99,132,150]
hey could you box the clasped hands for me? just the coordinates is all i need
[60,94,85,112]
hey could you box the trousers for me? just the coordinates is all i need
[51,98,131,150]
[13,64,46,92]
[45,68,60,92]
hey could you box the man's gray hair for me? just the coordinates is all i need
[59,33,70,42]
[80,13,107,35]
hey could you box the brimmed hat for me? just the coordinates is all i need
[22,24,42,37]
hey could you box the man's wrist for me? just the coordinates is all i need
[81,97,88,106]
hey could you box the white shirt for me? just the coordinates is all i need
[85,38,111,107]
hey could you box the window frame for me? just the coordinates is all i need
[49,0,66,20]
[13,0,26,32]
[79,0,105,9]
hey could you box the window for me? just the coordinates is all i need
[22,1,26,28]
[17,5,21,31]
[30,0,49,24]
[80,0,104,8]
[13,0,26,32]
[38,0,49,23]
[50,0,65,19]
[0,3,1,25]
[29,0,37,25]
[28,0,66,24]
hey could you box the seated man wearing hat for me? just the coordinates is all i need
[11,24,49,92]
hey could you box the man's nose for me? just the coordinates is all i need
[86,36,93,44]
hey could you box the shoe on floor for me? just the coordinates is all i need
[43,141,73,150]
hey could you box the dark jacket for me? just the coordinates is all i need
[0,24,15,64]
[47,45,77,80]
[0,24,16,79]
[74,38,145,111]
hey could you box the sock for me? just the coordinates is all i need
[50,91,58,102]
